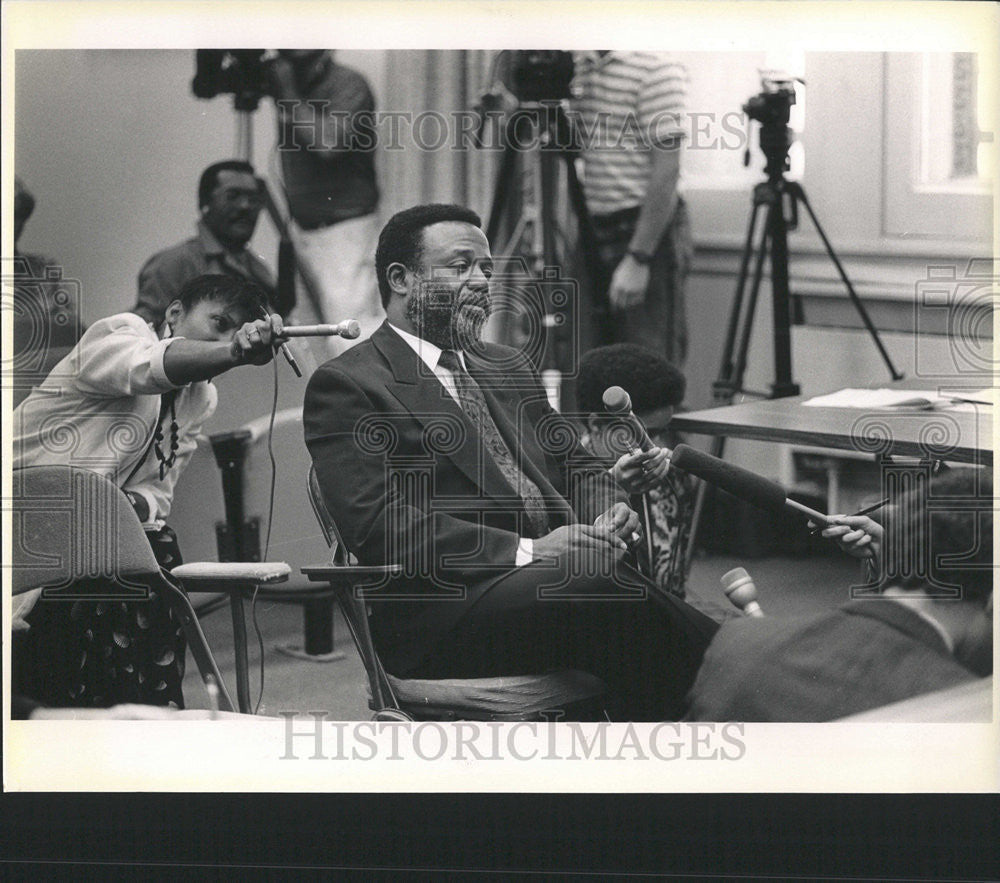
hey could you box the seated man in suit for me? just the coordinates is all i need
[304,203,719,720]
[685,467,993,722]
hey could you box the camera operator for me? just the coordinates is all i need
[267,50,383,357]
[132,160,278,326]
[570,51,692,366]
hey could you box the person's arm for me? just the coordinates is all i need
[607,142,682,311]
[304,365,620,583]
[608,58,687,311]
[160,315,282,386]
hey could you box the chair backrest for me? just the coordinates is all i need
[12,465,160,596]
[307,465,350,566]
[306,464,396,710]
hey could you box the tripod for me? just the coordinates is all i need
[483,101,608,410]
[232,108,325,325]
[685,119,903,559]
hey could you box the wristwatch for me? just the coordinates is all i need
[626,248,654,265]
[125,491,150,523]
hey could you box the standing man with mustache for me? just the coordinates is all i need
[304,204,718,721]
[132,160,278,325]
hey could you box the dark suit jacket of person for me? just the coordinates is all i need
[304,321,624,673]
[684,599,980,722]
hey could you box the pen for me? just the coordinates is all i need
[810,497,889,535]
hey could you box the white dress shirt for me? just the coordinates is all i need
[13,313,218,628]
[387,323,534,565]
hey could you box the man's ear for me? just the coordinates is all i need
[386,262,410,298]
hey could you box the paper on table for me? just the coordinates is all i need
[803,388,997,411]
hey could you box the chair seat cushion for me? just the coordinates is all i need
[387,669,606,716]
[171,562,291,584]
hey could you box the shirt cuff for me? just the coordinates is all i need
[130,488,159,526]
[148,336,180,390]
[515,538,533,567]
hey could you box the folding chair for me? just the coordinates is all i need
[11,465,290,714]
[304,466,607,721]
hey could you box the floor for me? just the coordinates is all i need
[182,550,860,719]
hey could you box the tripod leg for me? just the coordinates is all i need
[732,209,772,395]
[486,117,527,243]
[717,196,765,398]
[790,183,903,381]
[767,188,800,399]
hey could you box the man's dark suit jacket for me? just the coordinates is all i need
[685,599,979,721]
[304,321,624,673]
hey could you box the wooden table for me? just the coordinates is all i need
[672,381,993,465]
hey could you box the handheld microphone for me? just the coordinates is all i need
[280,320,362,339]
[721,567,763,617]
[602,386,655,452]
[670,444,833,525]
[258,306,302,378]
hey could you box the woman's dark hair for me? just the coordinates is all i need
[177,274,267,320]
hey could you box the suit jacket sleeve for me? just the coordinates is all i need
[304,363,524,584]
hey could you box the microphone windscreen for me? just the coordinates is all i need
[602,386,631,414]
[342,320,361,339]
[671,444,787,512]
[720,567,751,594]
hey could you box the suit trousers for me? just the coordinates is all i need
[408,556,719,721]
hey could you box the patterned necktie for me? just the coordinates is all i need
[438,350,551,539]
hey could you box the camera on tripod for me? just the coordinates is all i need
[742,74,802,176]
[743,75,797,128]
[509,50,575,102]
[192,49,272,112]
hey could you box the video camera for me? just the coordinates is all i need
[509,50,576,103]
[742,74,802,177]
[192,49,272,112]
[742,74,798,128]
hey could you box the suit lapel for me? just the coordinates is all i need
[372,324,515,501]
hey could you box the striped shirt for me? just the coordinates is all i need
[570,51,688,215]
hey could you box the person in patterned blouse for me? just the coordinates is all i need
[576,343,694,599]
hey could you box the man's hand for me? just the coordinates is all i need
[230,314,283,366]
[609,253,651,311]
[532,523,628,563]
[811,514,884,563]
[610,446,670,495]
[594,502,642,546]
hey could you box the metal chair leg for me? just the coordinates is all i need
[229,590,252,714]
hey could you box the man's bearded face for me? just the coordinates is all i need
[405,269,492,351]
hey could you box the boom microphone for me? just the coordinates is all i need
[280,320,361,339]
[670,444,832,525]
[602,386,654,452]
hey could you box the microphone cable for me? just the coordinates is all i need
[251,351,281,715]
